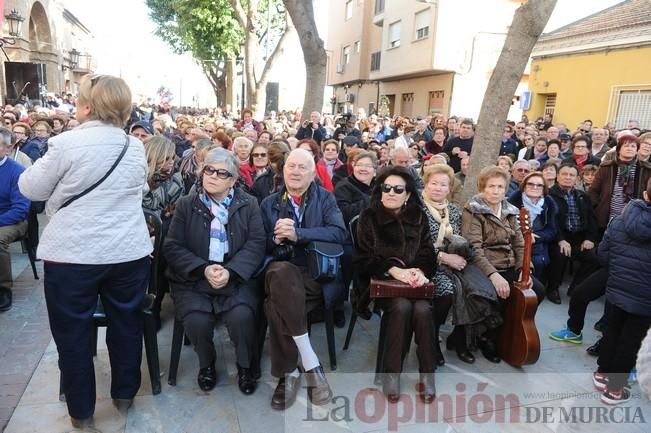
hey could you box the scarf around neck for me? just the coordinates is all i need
[522,194,544,221]
[201,188,234,262]
[573,153,589,170]
[617,157,637,197]
[421,193,453,248]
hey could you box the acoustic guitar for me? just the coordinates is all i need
[497,208,541,367]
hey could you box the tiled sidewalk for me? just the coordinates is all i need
[3,258,651,432]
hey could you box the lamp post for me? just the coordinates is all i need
[4,9,25,38]
[69,49,80,69]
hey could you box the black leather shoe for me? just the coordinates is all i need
[477,337,501,363]
[436,346,446,367]
[0,288,12,312]
[334,310,346,328]
[271,375,301,410]
[197,363,217,391]
[587,338,601,357]
[305,365,332,405]
[547,289,561,304]
[418,373,436,404]
[237,365,257,395]
[383,373,401,403]
[446,335,475,364]
[112,398,133,413]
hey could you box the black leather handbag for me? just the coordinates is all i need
[306,241,343,282]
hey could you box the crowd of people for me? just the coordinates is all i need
[1,73,651,430]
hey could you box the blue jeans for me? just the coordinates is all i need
[44,257,149,419]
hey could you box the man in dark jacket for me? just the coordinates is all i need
[443,119,474,173]
[260,149,346,410]
[546,163,601,302]
[164,149,266,395]
[295,112,328,145]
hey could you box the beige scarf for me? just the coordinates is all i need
[422,192,453,248]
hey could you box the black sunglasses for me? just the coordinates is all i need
[203,166,233,179]
[380,183,406,194]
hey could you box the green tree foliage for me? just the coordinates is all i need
[145,0,243,105]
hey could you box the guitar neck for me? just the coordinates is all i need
[519,208,533,285]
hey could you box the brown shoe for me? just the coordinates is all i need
[418,373,436,404]
[271,375,301,410]
[304,365,332,405]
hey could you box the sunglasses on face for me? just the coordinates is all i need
[526,182,544,189]
[251,153,267,158]
[203,166,233,179]
[380,183,406,194]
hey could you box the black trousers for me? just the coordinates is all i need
[598,304,651,391]
[44,257,149,420]
[264,261,322,377]
[547,233,600,292]
[566,268,607,334]
[182,304,257,371]
[376,297,436,374]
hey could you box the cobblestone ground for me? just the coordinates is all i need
[0,245,48,431]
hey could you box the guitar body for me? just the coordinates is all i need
[498,282,540,366]
[497,208,541,367]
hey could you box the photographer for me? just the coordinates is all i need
[295,111,328,145]
[333,113,361,143]
[260,149,347,410]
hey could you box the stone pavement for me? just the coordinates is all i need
[3,250,651,432]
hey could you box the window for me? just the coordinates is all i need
[374,0,385,15]
[414,10,430,40]
[544,94,556,118]
[370,51,381,71]
[614,90,651,129]
[345,1,353,20]
[343,45,351,65]
[388,21,401,48]
[354,41,360,53]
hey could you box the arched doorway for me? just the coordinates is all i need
[28,2,54,54]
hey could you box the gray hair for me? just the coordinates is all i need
[204,147,240,178]
[0,127,15,147]
[233,136,253,151]
[513,159,529,170]
[194,138,213,152]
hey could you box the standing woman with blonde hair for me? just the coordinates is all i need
[18,75,152,430]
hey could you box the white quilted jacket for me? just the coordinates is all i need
[18,120,153,264]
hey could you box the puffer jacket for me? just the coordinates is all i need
[588,158,651,228]
[599,199,651,317]
[461,195,524,277]
[18,120,152,264]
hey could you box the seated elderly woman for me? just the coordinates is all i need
[163,148,266,395]
[354,166,437,404]
[462,166,546,363]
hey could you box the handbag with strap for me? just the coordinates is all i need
[369,257,434,299]
[306,241,343,282]
[58,135,130,210]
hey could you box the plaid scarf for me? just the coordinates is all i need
[200,189,234,262]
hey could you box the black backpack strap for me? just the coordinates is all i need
[59,135,130,210]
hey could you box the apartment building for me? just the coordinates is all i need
[327,0,522,119]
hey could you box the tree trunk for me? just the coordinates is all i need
[283,0,327,120]
[460,0,557,205]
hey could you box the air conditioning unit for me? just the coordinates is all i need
[336,64,344,73]
[345,93,355,103]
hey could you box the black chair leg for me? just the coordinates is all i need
[374,314,388,386]
[143,312,161,395]
[343,312,357,350]
[325,307,337,371]
[168,317,184,386]
[23,239,39,280]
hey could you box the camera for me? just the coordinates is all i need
[335,113,352,127]
[272,241,295,261]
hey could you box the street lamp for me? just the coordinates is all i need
[69,48,80,69]
[4,9,25,38]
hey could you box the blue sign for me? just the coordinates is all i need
[520,91,532,110]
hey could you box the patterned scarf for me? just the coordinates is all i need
[324,158,338,178]
[201,188,234,262]
[179,154,197,182]
[421,193,453,248]
[522,194,544,221]
[617,157,637,197]
[573,153,589,170]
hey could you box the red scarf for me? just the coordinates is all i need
[573,154,588,170]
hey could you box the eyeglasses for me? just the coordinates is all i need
[203,166,233,179]
[515,168,530,173]
[526,182,545,189]
[573,144,588,149]
[380,183,406,194]
[251,153,267,158]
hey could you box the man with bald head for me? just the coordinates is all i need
[260,149,347,411]
[296,111,328,145]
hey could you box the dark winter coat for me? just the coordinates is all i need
[588,158,651,229]
[508,191,558,272]
[260,182,347,308]
[599,199,651,317]
[163,187,266,318]
[353,196,437,313]
[251,170,283,204]
[548,184,600,243]
[334,174,373,227]
[296,123,328,145]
